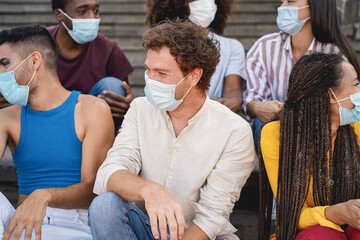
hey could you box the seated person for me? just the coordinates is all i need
[146,0,246,113]
[49,0,134,129]
[89,20,255,240]
[244,0,360,153]
[0,24,114,239]
[259,53,360,239]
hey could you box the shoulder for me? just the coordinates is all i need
[46,25,59,37]
[208,99,251,130]
[0,105,21,128]
[77,94,111,117]
[248,32,284,52]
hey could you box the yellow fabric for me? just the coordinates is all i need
[260,121,360,238]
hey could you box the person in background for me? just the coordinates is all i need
[89,19,255,240]
[259,53,360,240]
[0,24,114,240]
[146,0,246,113]
[244,0,360,152]
[49,0,134,131]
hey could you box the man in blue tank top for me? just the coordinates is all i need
[0,25,114,239]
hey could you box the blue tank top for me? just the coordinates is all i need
[12,91,83,195]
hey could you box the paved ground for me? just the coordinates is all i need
[1,148,259,239]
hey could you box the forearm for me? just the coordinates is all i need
[183,224,209,240]
[246,100,260,118]
[107,169,159,202]
[42,179,96,209]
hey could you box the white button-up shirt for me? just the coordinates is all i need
[94,96,255,240]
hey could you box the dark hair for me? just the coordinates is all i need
[0,24,58,72]
[145,0,235,35]
[309,0,360,77]
[51,0,72,12]
[259,53,360,239]
[142,19,220,91]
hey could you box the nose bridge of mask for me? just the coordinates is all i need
[350,91,360,103]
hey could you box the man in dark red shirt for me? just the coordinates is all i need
[49,0,134,130]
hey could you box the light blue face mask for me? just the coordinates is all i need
[276,5,310,36]
[0,54,36,106]
[330,88,360,126]
[144,72,192,111]
[58,9,100,44]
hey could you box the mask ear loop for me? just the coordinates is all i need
[27,71,37,86]
[58,9,73,32]
[330,88,342,108]
[13,54,32,72]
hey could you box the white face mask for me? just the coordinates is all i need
[58,9,100,44]
[144,72,192,111]
[188,0,217,28]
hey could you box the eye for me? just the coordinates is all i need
[0,59,10,68]
[78,9,86,15]
[356,79,360,86]
[159,72,166,76]
[93,9,100,14]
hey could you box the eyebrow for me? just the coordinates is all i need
[144,64,171,73]
[75,4,100,9]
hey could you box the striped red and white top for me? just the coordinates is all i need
[244,32,340,107]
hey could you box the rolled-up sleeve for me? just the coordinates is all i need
[192,123,255,239]
[243,39,269,107]
[93,100,142,195]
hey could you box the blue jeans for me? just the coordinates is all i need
[252,117,265,153]
[88,77,127,98]
[89,192,222,240]
[88,77,127,132]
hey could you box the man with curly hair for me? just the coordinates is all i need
[145,0,246,113]
[89,20,255,240]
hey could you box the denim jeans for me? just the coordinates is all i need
[252,117,265,153]
[88,77,127,132]
[89,192,222,240]
[88,77,127,98]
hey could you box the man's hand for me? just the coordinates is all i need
[3,189,51,240]
[98,81,134,118]
[247,100,284,123]
[325,200,360,230]
[217,98,241,112]
[0,94,12,109]
[141,183,187,240]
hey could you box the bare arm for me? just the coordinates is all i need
[183,224,209,240]
[325,200,360,230]
[4,97,114,240]
[246,100,284,122]
[217,75,243,112]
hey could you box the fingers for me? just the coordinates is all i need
[166,212,178,240]
[174,208,186,239]
[112,113,125,118]
[24,226,33,240]
[217,98,226,104]
[149,213,160,239]
[122,81,134,99]
[35,224,42,240]
[158,214,168,240]
[102,91,126,102]
[3,219,16,240]
[98,95,129,111]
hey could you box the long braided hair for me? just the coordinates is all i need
[259,53,360,240]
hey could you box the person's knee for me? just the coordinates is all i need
[98,77,126,96]
[89,192,128,221]
[295,225,347,240]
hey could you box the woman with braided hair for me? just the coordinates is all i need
[259,53,360,240]
[145,0,246,113]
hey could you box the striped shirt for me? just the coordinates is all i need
[243,32,340,106]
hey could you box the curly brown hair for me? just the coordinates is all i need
[142,19,220,91]
[145,0,235,35]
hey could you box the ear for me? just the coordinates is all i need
[30,52,42,72]
[188,68,203,87]
[54,9,64,22]
[328,88,338,104]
